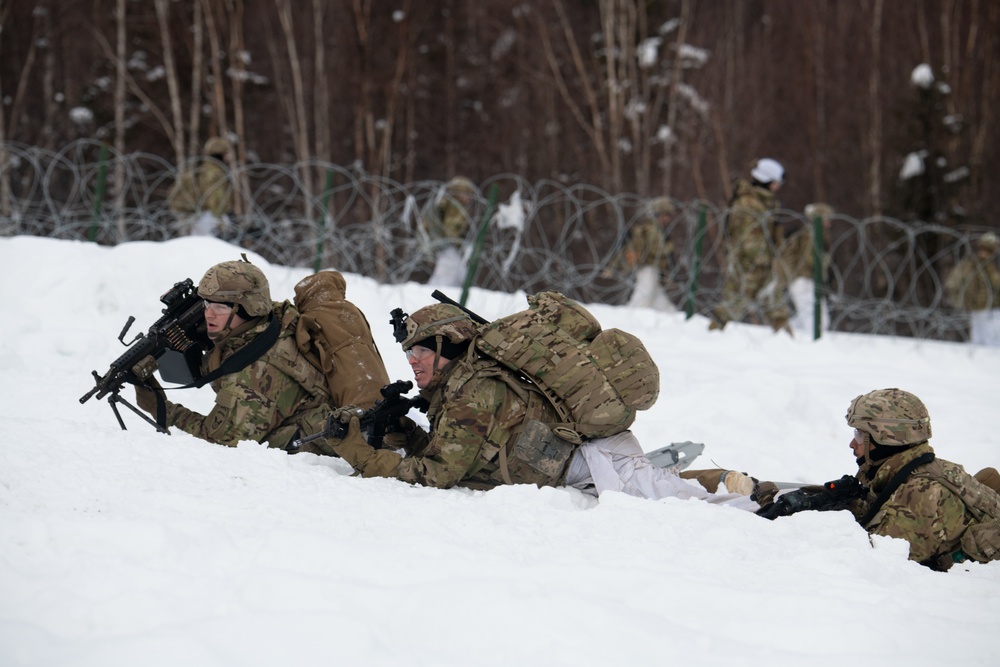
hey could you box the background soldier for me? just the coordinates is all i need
[167,136,235,237]
[944,231,1000,346]
[712,158,791,333]
[610,197,680,312]
[422,176,478,287]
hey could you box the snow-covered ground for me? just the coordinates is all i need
[1,236,997,667]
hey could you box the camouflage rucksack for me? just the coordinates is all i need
[472,291,660,440]
[915,459,1000,565]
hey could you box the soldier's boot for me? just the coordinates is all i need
[975,467,1000,494]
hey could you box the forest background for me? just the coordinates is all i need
[1,0,998,231]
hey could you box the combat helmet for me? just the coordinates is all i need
[805,202,834,221]
[394,303,479,352]
[445,176,477,197]
[845,388,931,447]
[647,197,676,219]
[975,231,999,254]
[198,259,271,317]
[203,136,232,157]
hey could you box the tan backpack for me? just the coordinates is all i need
[473,291,660,440]
[293,271,390,409]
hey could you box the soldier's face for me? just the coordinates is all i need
[204,301,245,337]
[850,429,869,459]
[407,345,449,389]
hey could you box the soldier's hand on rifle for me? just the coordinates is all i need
[381,415,416,450]
[131,376,164,416]
[329,415,402,478]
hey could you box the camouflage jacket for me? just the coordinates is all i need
[944,256,1000,311]
[725,179,781,263]
[851,443,972,567]
[167,159,232,217]
[423,198,471,245]
[393,350,562,490]
[610,219,675,275]
[778,227,830,282]
[166,301,332,449]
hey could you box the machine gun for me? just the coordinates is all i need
[756,475,867,520]
[80,278,209,432]
[290,380,424,451]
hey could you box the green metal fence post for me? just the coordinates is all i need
[314,168,335,274]
[812,214,825,340]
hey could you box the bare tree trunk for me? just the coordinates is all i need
[866,0,884,216]
[312,0,330,163]
[188,2,205,158]
[806,1,828,203]
[276,0,314,217]
[201,0,229,140]
[226,0,248,217]
[663,0,691,196]
[154,0,184,165]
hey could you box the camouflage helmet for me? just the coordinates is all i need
[445,176,477,197]
[975,231,999,254]
[647,197,676,218]
[845,388,931,447]
[397,304,479,351]
[203,136,232,156]
[198,259,271,317]
[805,202,834,220]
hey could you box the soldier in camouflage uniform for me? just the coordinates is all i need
[133,259,333,452]
[422,177,478,287]
[610,197,680,312]
[323,303,759,507]
[167,136,234,237]
[711,158,791,334]
[844,388,1000,570]
[944,231,1000,347]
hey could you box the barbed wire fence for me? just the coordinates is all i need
[1,139,995,343]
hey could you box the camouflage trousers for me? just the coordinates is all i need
[713,251,790,329]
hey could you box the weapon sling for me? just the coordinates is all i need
[149,315,282,430]
[858,452,936,527]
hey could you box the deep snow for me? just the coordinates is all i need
[1,236,997,667]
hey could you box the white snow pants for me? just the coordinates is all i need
[564,431,758,510]
[969,308,1000,347]
[428,245,468,287]
[628,266,678,313]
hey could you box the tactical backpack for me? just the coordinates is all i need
[292,271,390,410]
[472,291,660,441]
[914,459,1000,565]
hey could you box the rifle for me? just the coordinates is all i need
[756,474,867,520]
[290,380,424,451]
[80,278,208,432]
